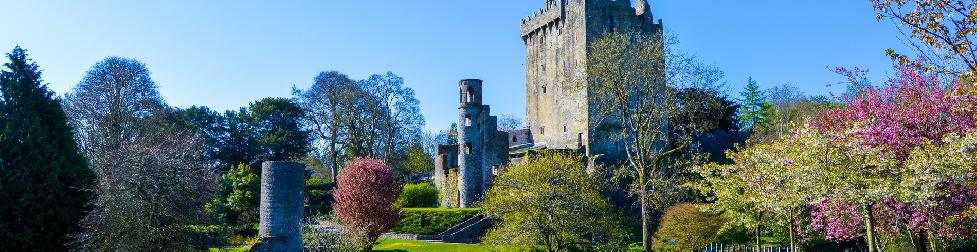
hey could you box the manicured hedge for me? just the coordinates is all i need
[395,182,439,208]
[305,180,336,215]
[391,208,481,235]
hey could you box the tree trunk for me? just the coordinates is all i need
[910,229,926,252]
[755,225,762,252]
[754,212,763,252]
[789,213,797,252]
[927,228,937,252]
[641,188,652,252]
[329,124,339,183]
[865,205,878,252]
[544,233,555,252]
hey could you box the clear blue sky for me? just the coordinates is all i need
[1,1,907,132]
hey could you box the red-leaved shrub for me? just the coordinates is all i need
[333,158,401,251]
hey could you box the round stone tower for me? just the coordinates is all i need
[258,161,305,251]
[457,79,483,208]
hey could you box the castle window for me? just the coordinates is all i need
[542,85,547,94]
[563,125,568,133]
[466,86,475,103]
[578,133,584,148]
[540,127,545,135]
[465,143,473,154]
[512,135,518,143]
[609,17,615,32]
[465,115,472,127]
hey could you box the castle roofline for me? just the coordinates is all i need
[520,0,563,38]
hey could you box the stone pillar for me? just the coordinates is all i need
[257,161,305,252]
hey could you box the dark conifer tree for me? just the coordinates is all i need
[0,46,95,250]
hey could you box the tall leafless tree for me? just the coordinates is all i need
[294,71,424,182]
[63,57,166,159]
[64,57,215,250]
[496,114,525,132]
[585,31,730,252]
[72,118,215,251]
[294,71,356,183]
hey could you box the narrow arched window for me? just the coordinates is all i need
[466,86,475,103]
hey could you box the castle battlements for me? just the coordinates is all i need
[520,0,565,38]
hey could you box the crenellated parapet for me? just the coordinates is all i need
[520,0,564,38]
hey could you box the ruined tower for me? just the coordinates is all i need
[521,0,663,160]
[457,79,485,208]
[434,79,510,208]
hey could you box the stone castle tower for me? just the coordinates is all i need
[434,80,510,208]
[522,0,663,160]
[434,1,665,208]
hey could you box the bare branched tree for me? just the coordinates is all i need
[294,71,358,181]
[63,57,166,159]
[362,72,425,164]
[73,119,216,251]
[65,57,216,251]
[496,113,525,132]
[586,31,731,252]
[294,71,425,181]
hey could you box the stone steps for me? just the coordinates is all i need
[379,214,495,244]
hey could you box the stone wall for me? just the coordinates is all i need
[257,161,306,252]
[507,128,534,147]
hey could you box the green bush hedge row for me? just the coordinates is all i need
[395,182,439,208]
[391,208,481,235]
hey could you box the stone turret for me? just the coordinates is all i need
[433,79,511,208]
[457,79,484,208]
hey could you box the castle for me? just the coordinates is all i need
[435,0,664,208]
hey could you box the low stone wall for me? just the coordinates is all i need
[379,233,442,241]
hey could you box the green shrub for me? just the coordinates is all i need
[306,178,327,187]
[209,164,260,225]
[391,208,481,235]
[652,203,728,252]
[305,181,335,216]
[395,182,439,208]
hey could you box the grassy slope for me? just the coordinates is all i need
[374,238,512,252]
[207,246,250,252]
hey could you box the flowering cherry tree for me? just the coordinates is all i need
[333,158,401,251]
[700,64,977,252]
[811,64,977,251]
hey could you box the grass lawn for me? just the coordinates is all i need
[374,238,518,252]
[206,246,250,252]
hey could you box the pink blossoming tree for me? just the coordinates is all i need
[811,64,977,251]
[333,158,401,251]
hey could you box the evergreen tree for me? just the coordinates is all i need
[738,77,769,132]
[0,46,96,250]
[248,97,311,162]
